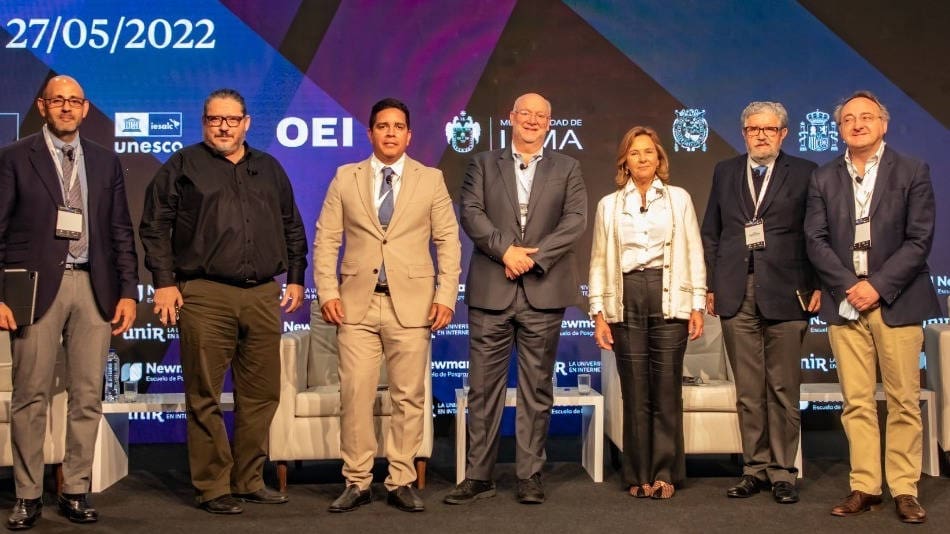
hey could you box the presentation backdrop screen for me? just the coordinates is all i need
[1,1,947,442]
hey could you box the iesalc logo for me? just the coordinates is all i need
[114,112,184,154]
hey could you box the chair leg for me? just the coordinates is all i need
[414,458,427,489]
[276,461,288,493]
[55,463,64,495]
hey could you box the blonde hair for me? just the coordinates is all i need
[614,126,669,189]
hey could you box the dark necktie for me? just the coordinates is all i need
[752,165,767,198]
[62,145,87,258]
[377,167,394,284]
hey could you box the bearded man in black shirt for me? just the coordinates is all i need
[140,88,307,514]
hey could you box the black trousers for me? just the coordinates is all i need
[609,269,688,486]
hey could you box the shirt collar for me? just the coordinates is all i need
[371,154,406,178]
[42,124,80,153]
[512,147,544,164]
[624,177,665,197]
[845,141,886,169]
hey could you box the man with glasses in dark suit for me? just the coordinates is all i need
[0,75,138,529]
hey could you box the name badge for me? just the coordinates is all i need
[853,216,871,250]
[519,203,528,238]
[744,219,766,250]
[56,206,83,239]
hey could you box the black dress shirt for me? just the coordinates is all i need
[140,142,307,288]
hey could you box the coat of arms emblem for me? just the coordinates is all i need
[445,111,481,153]
[672,109,708,152]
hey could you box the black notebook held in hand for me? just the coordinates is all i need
[2,269,38,326]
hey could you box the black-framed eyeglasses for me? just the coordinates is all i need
[743,126,783,138]
[204,115,245,127]
[42,97,86,109]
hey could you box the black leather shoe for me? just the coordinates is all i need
[198,495,244,515]
[328,485,371,513]
[233,487,288,504]
[726,475,768,498]
[6,498,41,531]
[517,473,545,504]
[57,494,97,524]
[444,478,496,504]
[387,485,424,512]
[772,481,799,504]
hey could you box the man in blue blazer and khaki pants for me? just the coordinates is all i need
[0,75,138,530]
[806,90,940,524]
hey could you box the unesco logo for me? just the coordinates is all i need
[114,112,184,154]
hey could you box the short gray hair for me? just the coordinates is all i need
[740,101,789,129]
[833,90,890,124]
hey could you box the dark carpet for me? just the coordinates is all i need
[2,430,948,533]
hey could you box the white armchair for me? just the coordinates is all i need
[601,314,742,458]
[923,296,950,466]
[0,331,68,483]
[268,305,434,490]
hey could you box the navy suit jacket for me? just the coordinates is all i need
[804,146,939,326]
[0,131,138,322]
[702,151,818,321]
[461,147,587,311]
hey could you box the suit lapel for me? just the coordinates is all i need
[732,158,753,220]
[29,134,65,205]
[868,148,894,219]
[80,140,100,235]
[497,148,520,224]
[525,155,550,229]
[389,156,420,230]
[355,158,382,234]
[836,160,856,223]
[757,153,789,216]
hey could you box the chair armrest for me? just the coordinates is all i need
[269,330,310,460]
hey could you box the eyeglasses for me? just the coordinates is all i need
[42,97,86,109]
[204,115,245,127]
[514,109,550,122]
[743,126,783,138]
[840,113,880,126]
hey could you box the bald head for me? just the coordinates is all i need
[509,92,552,153]
[37,75,89,143]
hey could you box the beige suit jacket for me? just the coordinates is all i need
[314,155,461,327]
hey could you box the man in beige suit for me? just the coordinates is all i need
[314,98,461,513]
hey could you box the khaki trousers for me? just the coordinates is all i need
[178,279,281,502]
[337,292,429,491]
[829,307,923,497]
[11,270,110,497]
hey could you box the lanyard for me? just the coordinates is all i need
[42,127,81,193]
[745,165,771,219]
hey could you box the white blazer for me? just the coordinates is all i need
[588,182,706,322]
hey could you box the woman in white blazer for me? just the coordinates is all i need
[589,126,706,499]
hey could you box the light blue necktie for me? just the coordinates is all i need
[378,167,394,284]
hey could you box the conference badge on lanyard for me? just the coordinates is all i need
[744,218,765,250]
[853,216,871,250]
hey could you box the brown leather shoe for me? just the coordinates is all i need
[894,494,926,524]
[830,490,883,516]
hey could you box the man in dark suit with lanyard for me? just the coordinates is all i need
[446,93,587,505]
[806,91,939,524]
[702,101,819,505]
[702,102,820,504]
[0,75,138,530]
